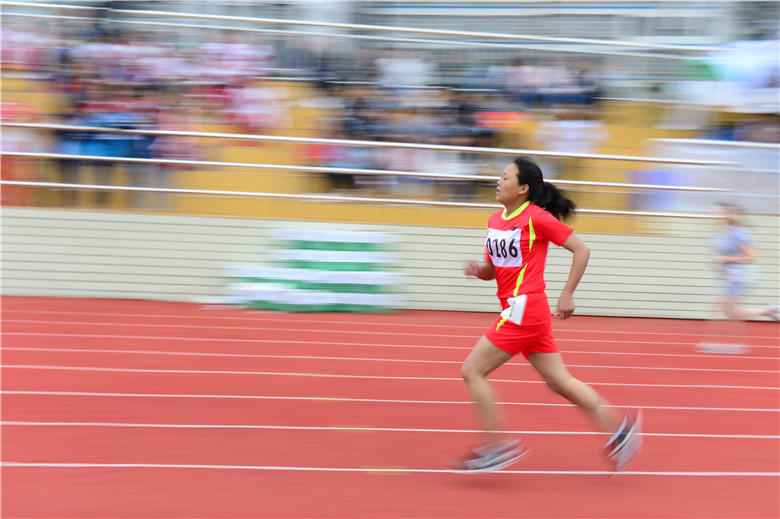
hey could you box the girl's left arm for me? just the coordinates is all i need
[557,233,591,319]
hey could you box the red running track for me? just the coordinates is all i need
[2,296,779,518]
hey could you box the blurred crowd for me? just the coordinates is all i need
[2,21,292,207]
[1,18,608,205]
[1,12,777,208]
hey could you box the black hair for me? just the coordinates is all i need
[513,156,576,220]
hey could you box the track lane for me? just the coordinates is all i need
[3,466,778,519]
[4,348,779,387]
[3,424,778,473]
[4,366,778,410]
[2,296,779,519]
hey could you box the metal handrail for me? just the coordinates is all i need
[0,122,737,167]
[0,0,719,53]
[0,150,732,192]
[0,180,717,218]
[0,11,696,60]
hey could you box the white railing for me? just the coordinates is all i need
[0,179,719,219]
[0,122,736,166]
[0,1,718,53]
[0,12,698,60]
[0,120,746,218]
[0,150,732,193]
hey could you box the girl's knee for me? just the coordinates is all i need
[460,363,478,383]
[544,375,577,396]
[545,378,563,394]
[461,360,490,384]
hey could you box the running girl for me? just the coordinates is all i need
[448,156,641,474]
[711,202,779,323]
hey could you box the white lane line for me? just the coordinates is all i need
[3,343,774,362]
[4,309,779,340]
[3,328,779,349]
[2,422,777,439]
[4,347,778,374]
[2,364,778,390]
[0,333,468,351]
[2,462,777,476]
[4,320,481,339]
[3,332,779,358]
[3,391,778,413]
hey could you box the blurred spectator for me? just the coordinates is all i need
[54,99,87,207]
[733,115,780,143]
[199,31,276,85]
[125,87,161,210]
[534,106,609,178]
[491,58,602,111]
[375,48,438,106]
[78,96,128,208]
[150,94,203,209]
[309,117,376,193]
[1,25,53,72]
[224,81,291,133]
[1,102,42,206]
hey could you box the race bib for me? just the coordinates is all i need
[500,294,527,325]
[485,227,523,268]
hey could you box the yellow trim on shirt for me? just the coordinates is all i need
[528,217,536,251]
[512,265,527,297]
[501,201,530,221]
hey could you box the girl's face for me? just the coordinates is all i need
[496,163,527,206]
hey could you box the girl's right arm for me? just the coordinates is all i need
[718,241,756,265]
[465,259,496,281]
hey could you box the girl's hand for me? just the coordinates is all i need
[464,260,482,277]
[464,260,495,280]
[556,292,575,320]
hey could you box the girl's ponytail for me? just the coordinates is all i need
[513,156,576,220]
[539,181,576,220]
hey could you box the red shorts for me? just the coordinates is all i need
[483,292,560,358]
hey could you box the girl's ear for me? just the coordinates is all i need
[518,184,530,196]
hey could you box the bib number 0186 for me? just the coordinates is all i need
[486,237,518,259]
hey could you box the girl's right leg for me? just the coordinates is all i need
[460,335,514,445]
[449,336,529,472]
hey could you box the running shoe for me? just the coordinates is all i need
[604,410,643,477]
[446,438,531,473]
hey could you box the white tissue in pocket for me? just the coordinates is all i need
[500,294,527,325]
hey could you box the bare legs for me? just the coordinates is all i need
[720,296,775,320]
[460,336,622,444]
[460,336,514,444]
[527,351,622,434]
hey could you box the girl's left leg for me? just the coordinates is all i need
[527,351,622,434]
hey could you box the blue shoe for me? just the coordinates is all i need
[605,410,643,477]
[447,439,531,473]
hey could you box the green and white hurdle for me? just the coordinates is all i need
[224,230,404,313]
